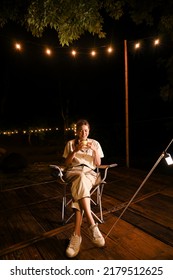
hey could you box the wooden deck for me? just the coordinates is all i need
[0,161,173,260]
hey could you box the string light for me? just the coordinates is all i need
[45,48,52,55]
[15,42,22,51]
[154,38,160,45]
[107,46,113,53]
[134,42,140,49]
[8,36,162,57]
[71,49,77,56]
[90,50,96,56]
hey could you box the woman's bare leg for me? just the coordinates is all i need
[79,197,105,247]
[79,197,95,226]
[74,209,83,236]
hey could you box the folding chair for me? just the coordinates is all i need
[50,163,117,224]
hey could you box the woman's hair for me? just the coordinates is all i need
[76,119,90,131]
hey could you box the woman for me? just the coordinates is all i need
[62,119,105,258]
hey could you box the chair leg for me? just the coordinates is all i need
[62,184,75,224]
[64,212,75,224]
[90,184,104,223]
[91,210,104,223]
[62,185,66,224]
[62,183,105,224]
[97,184,104,223]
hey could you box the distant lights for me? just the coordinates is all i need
[3,130,18,135]
[0,127,59,136]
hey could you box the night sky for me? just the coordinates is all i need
[0,18,161,125]
[0,18,172,161]
[0,23,123,128]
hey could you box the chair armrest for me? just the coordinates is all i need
[49,164,65,172]
[98,163,118,182]
[98,163,118,169]
[49,164,66,183]
[50,162,118,184]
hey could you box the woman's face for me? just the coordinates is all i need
[77,124,90,140]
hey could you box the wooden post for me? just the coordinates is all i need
[124,39,129,167]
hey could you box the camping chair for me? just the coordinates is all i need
[50,163,117,224]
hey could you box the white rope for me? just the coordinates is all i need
[105,138,173,239]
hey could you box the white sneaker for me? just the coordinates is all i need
[66,233,82,258]
[88,223,105,247]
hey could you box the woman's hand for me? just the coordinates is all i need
[74,142,85,152]
[87,141,96,152]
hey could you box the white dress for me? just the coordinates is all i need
[62,138,104,210]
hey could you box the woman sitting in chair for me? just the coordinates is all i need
[62,119,105,258]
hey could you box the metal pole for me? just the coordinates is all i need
[124,39,129,168]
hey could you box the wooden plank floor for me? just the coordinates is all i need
[0,162,173,260]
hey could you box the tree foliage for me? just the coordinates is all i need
[0,0,124,46]
[1,0,173,46]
